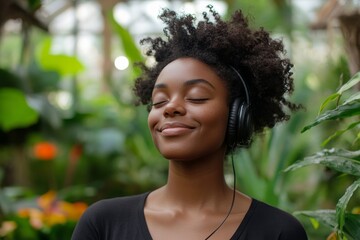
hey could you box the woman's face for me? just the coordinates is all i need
[148,57,229,161]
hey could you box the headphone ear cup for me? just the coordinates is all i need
[237,103,253,146]
[227,98,253,148]
[227,98,241,147]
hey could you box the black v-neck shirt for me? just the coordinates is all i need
[71,192,307,240]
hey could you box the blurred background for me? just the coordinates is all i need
[0,0,359,239]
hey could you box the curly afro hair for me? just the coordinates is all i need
[133,5,300,137]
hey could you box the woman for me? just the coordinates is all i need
[72,6,307,240]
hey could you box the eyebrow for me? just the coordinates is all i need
[153,78,215,89]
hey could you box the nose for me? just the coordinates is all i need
[163,99,186,117]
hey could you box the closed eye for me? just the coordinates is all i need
[152,100,167,107]
[187,98,209,103]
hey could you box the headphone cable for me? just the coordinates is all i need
[204,155,236,240]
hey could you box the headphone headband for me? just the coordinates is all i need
[226,66,253,150]
[229,66,250,104]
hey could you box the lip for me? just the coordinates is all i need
[158,122,195,136]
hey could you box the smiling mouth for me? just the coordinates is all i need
[158,122,195,136]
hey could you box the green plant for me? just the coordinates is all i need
[286,72,360,239]
[0,5,167,201]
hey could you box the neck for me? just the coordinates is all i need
[162,151,232,210]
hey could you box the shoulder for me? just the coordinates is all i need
[71,192,149,240]
[84,192,148,219]
[245,199,308,240]
[253,200,302,225]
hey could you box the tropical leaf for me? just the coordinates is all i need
[319,93,340,114]
[336,178,360,233]
[343,92,360,105]
[301,101,360,133]
[294,210,360,239]
[354,132,360,145]
[294,210,337,229]
[36,38,84,76]
[318,72,360,113]
[337,72,360,95]
[343,213,360,240]
[296,72,360,239]
[0,88,39,131]
[285,148,360,176]
[322,121,360,146]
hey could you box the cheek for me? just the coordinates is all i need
[211,101,228,123]
[147,111,153,127]
[147,110,157,132]
[200,104,229,137]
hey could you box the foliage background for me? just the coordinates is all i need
[0,0,359,239]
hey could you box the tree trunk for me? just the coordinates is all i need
[98,0,119,92]
[338,13,360,75]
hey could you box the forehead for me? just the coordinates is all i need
[155,57,226,89]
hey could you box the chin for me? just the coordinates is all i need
[158,148,195,161]
[157,145,226,162]
[152,134,227,161]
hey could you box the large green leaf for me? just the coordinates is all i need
[285,148,360,176]
[322,121,360,146]
[316,72,360,116]
[36,38,84,76]
[338,72,360,95]
[302,101,360,133]
[344,213,360,240]
[319,93,340,114]
[294,210,360,239]
[0,88,39,131]
[336,178,360,234]
[294,210,337,229]
[344,92,360,105]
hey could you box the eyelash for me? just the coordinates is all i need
[187,98,209,103]
[151,98,209,107]
[152,100,167,107]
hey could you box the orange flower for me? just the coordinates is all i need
[37,190,57,210]
[58,201,87,221]
[43,211,67,227]
[18,191,88,229]
[0,221,17,237]
[33,142,57,160]
[18,208,44,229]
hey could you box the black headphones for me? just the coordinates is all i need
[226,66,253,149]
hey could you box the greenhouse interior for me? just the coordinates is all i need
[0,0,360,239]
